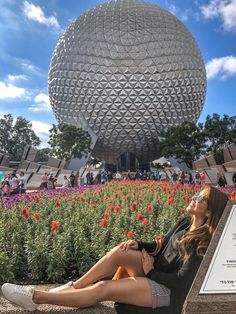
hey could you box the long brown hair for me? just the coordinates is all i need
[179,186,229,264]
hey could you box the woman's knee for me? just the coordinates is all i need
[107,245,123,262]
[92,281,111,300]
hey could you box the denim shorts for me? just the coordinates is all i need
[147,279,171,308]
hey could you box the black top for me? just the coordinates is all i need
[137,217,203,314]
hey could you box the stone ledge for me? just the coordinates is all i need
[0,284,116,314]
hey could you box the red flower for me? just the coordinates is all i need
[51,220,59,232]
[105,197,110,202]
[155,235,161,242]
[79,196,84,202]
[142,218,149,225]
[138,198,143,204]
[125,195,130,200]
[33,212,40,221]
[100,219,108,228]
[35,197,40,203]
[55,200,60,207]
[131,202,137,211]
[109,204,114,212]
[155,199,160,203]
[104,212,109,220]
[167,198,174,205]
[127,230,133,239]
[147,205,153,212]
[21,207,29,219]
[136,213,143,221]
[113,193,118,198]
[100,198,103,203]
[89,199,95,207]
[114,205,121,212]
[179,207,185,215]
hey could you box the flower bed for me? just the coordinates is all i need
[0,181,235,284]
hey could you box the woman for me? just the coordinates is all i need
[178,171,185,185]
[218,173,227,188]
[1,186,228,314]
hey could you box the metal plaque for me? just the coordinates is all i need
[200,204,236,294]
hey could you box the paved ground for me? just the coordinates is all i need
[0,284,116,314]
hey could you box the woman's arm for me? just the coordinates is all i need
[137,217,190,255]
[146,254,203,289]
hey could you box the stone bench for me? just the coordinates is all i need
[0,284,115,314]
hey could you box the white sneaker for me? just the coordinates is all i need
[49,281,74,292]
[1,283,38,312]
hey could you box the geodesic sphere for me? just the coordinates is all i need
[48,0,206,164]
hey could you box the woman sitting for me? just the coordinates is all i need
[1,186,228,314]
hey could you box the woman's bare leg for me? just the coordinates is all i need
[73,245,144,289]
[34,277,153,308]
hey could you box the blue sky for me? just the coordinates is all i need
[0,0,236,147]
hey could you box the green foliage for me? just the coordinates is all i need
[38,148,51,162]
[0,114,41,160]
[48,123,92,161]
[160,121,206,168]
[204,114,236,164]
[0,181,194,284]
[160,114,236,167]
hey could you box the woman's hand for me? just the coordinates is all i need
[119,240,138,251]
[142,249,154,275]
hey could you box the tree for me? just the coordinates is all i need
[48,123,92,161]
[0,114,41,160]
[203,114,236,164]
[160,121,206,168]
[38,148,52,162]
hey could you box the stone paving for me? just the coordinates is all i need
[0,285,115,314]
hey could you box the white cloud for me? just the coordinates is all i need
[7,74,28,82]
[23,1,60,30]
[18,59,41,75]
[201,0,236,31]
[0,81,26,99]
[29,93,52,112]
[167,3,191,21]
[31,120,52,148]
[206,55,236,79]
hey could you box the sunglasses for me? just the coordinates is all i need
[192,193,207,204]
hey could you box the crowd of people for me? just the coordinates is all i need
[40,171,76,189]
[0,170,27,197]
[86,169,208,186]
[0,168,235,198]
